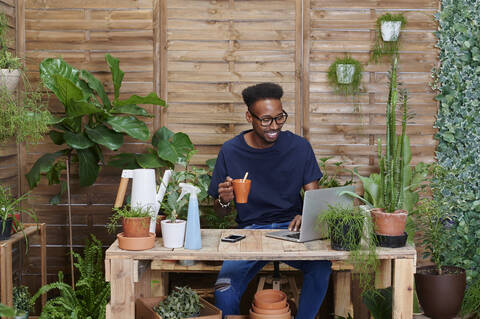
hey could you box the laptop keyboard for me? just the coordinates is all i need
[286,232,300,239]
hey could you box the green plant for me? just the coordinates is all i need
[317,157,353,188]
[0,185,37,242]
[327,56,363,96]
[107,205,152,233]
[461,277,480,319]
[363,287,392,319]
[433,0,480,284]
[0,303,15,317]
[25,54,166,204]
[31,235,110,319]
[13,285,33,316]
[371,13,407,63]
[153,286,203,319]
[0,13,22,70]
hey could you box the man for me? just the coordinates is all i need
[208,82,331,318]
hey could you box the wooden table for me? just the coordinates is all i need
[105,229,416,319]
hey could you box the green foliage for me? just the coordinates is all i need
[461,277,480,319]
[0,303,15,317]
[25,54,166,202]
[371,13,407,63]
[363,287,392,319]
[31,235,110,319]
[434,0,480,284]
[107,205,152,233]
[201,206,237,229]
[153,286,203,319]
[327,56,363,97]
[317,157,353,189]
[0,13,22,70]
[13,286,33,315]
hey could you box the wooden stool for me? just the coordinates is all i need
[256,261,300,309]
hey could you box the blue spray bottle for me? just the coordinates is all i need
[177,183,202,250]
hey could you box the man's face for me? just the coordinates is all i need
[246,98,285,145]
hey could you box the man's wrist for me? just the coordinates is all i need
[217,196,230,208]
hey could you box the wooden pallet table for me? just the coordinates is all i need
[105,229,416,319]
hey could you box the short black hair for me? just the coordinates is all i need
[241,82,283,108]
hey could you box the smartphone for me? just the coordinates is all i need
[221,234,246,242]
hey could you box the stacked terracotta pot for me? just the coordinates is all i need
[250,289,291,319]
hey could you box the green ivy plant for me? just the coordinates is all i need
[433,0,480,284]
[371,13,407,63]
[25,54,166,204]
[13,285,34,317]
[153,286,203,319]
[0,12,22,70]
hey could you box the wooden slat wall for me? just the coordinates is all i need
[164,0,301,165]
[305,0,438,181]
[0,0,18,196]
[23,0,156,290]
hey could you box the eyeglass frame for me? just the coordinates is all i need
[248,109,289,127]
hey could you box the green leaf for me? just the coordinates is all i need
[206,158,216,170]
[105,54,124,101]
[136,153,169,168]
[46,161,66,185]
[363,287,392,319]
[77,148,100,187]
[64,131,94,149]
[49,130,64,145]
[50,181,67,205]
[152,126,174,147]
[156,139,179,164]
[80,69,111,109]
[116,92,166,107]
[106,116,149,141]
[66,99,102,118]
[111,104,152,117]
[52,74,84,106]
[25,151,65,189]
[85,125,123,151]
[108,153,140,169]
[172,132,194,156]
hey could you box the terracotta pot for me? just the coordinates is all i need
[370,208,407,236]
[252,303,289,314]
[155,215,166,237]
[117,232,156,251]
[232,179,251,204]
[415,266,466,319]
[253,289,287,310]
[249,308,291,319]
[122,217,150,237]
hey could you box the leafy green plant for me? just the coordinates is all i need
[153,286,203,319]
[0,13,22,70]
[0,303,15,317]
[371,13,407,63]
[13,285,33,316]
[31,235,110,319]
[317,157,353,189]
[107,205,152,233]
[201,206,237,229]
[25,54,166,203]
[363,287,392,319]
[327,56,363,94]
[461,277,480,319]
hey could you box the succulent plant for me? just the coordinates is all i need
[153,286,203,319]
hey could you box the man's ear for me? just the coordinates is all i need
[245,110,253,123]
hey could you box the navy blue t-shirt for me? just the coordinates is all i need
[208,130,322,228]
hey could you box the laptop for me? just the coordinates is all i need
[266,185,355,243]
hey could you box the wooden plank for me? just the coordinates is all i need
[26,0,153,9]
[334,271,353,318]
[393,259,414,319]
[376,259,392,289]
[108,258,135,319]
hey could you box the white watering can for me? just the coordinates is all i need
[114,169,172,234]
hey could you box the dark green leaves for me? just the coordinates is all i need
[108,153,140,169]
[106,116,149,141]
[85,125,123,151]
[25,151,65,189]
[80,69,111,109]
[116,92,167,107]
[111,104,152,117]
[77,148,99,187]
[64,131,94,149]
[106,54,124,101]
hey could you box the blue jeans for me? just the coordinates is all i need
[214,221,332,319]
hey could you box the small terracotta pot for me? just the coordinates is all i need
[117,232,155,251]
[249,308,291,319]
[252,303,289,314]
[122,217,151,237]
[232,179,251,204]
[253,289,287,310]
[155,215,166,237]
[370,208,407,236]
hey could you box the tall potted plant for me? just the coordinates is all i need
[0,185,37,241]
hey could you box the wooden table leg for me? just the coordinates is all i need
[0,244,6,306]
[333,270,353,318]
[393,259,414,319]
[107,258,135,319]
[376,259,392,289]
[40,223,47,306]
[151,270,169,297]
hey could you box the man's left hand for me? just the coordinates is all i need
[288,215,302,232]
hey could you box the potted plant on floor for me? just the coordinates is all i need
[413,197,466,319]
[0,185,37,241]
[13,286,33,319]
[327,56,363,112]
[371,13,407,63]
[107,205,155,250]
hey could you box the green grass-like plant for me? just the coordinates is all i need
[153,286,203,319]
[107,205,152,233]
[461,277,480,319]
[327,56,363,97]
[0,13,22,70]
[13,286,33,316]
[371,13,407,63]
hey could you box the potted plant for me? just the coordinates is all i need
[413,198,466,319]
[0,185,37,241]
[317,157,353,189]
[371,13,407,63]
[153,286,203,318]
[13,286,34,319]
[327,56,363,111]
[0,12,22,93]
[0,303,15,317]
[107,205,155,250]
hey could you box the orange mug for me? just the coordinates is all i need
[232,179,251,203]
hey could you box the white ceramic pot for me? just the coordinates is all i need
[336,64,355,84]
[161,219,186,248]
[0,69,20,94]
[381,21,402,42]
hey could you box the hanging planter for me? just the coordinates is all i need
[371,13,407,63]
[336,64,355,84]
[327,56,363,96]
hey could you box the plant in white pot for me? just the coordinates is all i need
[0,12,22,93]
[161,203,186,249]
[327,56,363,111]
[371,13,407,63]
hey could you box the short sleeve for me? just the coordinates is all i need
[208,149,227,199]
[303,141,322,186]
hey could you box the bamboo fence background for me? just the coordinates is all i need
[2,0,438,293]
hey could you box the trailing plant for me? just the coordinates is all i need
[25,54,166,204]
[107,205,152,233]
[31,235,110,319]
[0,12,22,70]
[371,13,407,63]
[327,56,363,111]
[153,286,203,319]
[317,157,353,189]
[13,285,33,316]
[461,277,480,319]
[433,0,480,284]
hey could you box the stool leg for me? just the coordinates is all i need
[272,279,280,290]
[257,276,267,293]
[288,276,299,309]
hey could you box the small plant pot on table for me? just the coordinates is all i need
[370,208,408,248]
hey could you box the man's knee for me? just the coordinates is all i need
[215,277,232,293]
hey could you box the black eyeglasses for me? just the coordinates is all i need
[249,110,288,127]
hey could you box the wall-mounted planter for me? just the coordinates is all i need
[0,69,20,94]
[381,21,402,42]
[336,64,355,84]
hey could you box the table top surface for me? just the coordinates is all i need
[106,229,416,261]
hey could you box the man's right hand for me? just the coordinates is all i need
[218,176,234,204]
